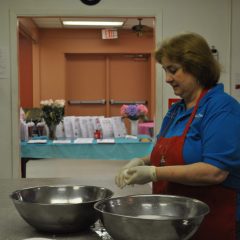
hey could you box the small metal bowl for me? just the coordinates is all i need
[10,185,113,233]
[94,194,209,240]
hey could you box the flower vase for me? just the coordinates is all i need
[130,119,139,136]
[48,124,57,140]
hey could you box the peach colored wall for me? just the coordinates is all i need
[19,32,33,108]
[18,18,40,107]
[38,28,155,104]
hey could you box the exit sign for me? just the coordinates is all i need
[101,29,118,39]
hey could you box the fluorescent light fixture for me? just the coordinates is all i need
[62,20,124,27]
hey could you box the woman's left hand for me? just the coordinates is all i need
[125,166,157,185]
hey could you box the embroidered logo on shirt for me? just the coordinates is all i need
[195,113,203,118]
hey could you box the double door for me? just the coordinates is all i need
[65,53,153,118]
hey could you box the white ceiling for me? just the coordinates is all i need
[31,17,155,30]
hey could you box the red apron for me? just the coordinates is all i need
[150,90,237,239]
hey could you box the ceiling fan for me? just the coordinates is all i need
[131,18,153,37]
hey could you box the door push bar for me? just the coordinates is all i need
[68,99,106,105]
[110,99,147,105]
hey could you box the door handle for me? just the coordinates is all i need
[110,99,147,105]
[68,99,106,105]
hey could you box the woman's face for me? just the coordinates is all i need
[161,57,201,100]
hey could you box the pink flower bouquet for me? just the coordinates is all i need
[120,104,148,121]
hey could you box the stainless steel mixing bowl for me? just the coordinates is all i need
[10,185,113,233]
[94,194,209,240]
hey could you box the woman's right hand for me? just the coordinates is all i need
[115,158,146,188]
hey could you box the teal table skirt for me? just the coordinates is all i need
[21,137,154,160]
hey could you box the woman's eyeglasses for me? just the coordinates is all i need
[162,65,182,75]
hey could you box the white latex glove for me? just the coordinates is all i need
[125,166,157,185]
[115,158,145,188]
[122,158,146,169]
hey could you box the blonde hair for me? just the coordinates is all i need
[155,32,221,88]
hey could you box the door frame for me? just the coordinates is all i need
[10,8,163,178]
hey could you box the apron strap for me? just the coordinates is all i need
[183,89,208,136]
[161,89,208,138]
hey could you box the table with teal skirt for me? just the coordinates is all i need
[21,135,154,178]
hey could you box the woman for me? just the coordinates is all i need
[115,32,240,239]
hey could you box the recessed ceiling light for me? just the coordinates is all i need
[62,21,124,27]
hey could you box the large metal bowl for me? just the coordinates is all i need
[10,185,113,233]
[94,194,209,240]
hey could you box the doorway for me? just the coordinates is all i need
[18,17,156,119]
[10,11,163,178]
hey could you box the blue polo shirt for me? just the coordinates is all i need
[158,83,240,220]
